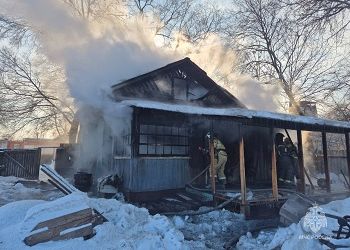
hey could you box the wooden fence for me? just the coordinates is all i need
[0,149,41,179]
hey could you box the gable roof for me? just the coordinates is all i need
[111,57,244,108]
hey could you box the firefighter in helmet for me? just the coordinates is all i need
[206,132,228,187]
[276,133,299,187]
[283,137,300,185]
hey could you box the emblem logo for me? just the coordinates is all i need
[303,203,327,233]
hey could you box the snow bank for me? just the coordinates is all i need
[0,176,61,206]
[0,192,198,249]
[237,197,350,249]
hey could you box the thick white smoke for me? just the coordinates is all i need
[1,0,279,174]
[172,34,280,111]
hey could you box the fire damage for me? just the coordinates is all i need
[1,58,350,248]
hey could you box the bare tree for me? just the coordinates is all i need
[128,0,226,44]
[0,15,30,46]
[0,48,75,137]
[63,0,126,21]
[287,0,350,35]
[228,0,347,114]
[132,0,155,14]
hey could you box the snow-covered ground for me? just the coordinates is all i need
[0,176,62,206]
[0,175,349,249]
[237,197,350,249]
[0,192,207,249]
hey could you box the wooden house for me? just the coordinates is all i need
[78,58,350,207]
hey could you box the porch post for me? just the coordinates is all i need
[345,133,350,184]
[239,136,247,205]
[270,128,278,200]
[297,130,306,193]
[209,136,216,196]
[322,132,331,192]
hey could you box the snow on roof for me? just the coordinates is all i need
[120,99,350,130]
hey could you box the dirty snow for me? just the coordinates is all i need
[237,197,350,249]
[1,175,349,249]
[0,192,205,249]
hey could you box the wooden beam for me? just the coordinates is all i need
[346,133,350,184]
[270,128,278,200]
[239,136,247,205]
[209,135,216,196]
[297,130,306,193]
[322,132,331,192]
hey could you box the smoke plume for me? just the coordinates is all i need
[1,0,279,174]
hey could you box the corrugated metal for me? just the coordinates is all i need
[111,158,190,192]
[0,149,41,179]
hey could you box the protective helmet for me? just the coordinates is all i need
[275,133,285,139]
[206,132,211,139]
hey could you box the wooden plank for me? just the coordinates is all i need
[297,130,306,193]
[239,136,247,205]
[322,132,331,192]
[176,193,193,201]
[56,223,93,241]
[33,208,93,230]
[24,208,95,246]
[346,133,350,184]
[270,128,278,200]
[25,223,93,246]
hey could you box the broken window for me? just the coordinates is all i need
[138,124,189,156]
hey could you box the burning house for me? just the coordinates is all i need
[75,58,270,197]
[73,57,350,218]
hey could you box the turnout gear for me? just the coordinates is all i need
[201,133,228,188]
[276,137,299,187]
[213,137,227,182]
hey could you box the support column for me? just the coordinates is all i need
[239,136,247,205]
[270,128,278,200]
[209,135,216,197]
[322,132,331,192]
[345,133,350,184]
[297,130,305,193]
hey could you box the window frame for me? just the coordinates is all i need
[137,123,190,157]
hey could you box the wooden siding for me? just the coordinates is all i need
[0,149,41,179]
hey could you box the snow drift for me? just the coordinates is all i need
[0,192,203,249]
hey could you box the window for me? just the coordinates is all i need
[138,124,189,156]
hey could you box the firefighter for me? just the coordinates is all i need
[283,138,300,185]
[276,135,299,187]
[207,133,228,187]
[275,133,286,184]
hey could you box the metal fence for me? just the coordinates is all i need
[0,149,41,179]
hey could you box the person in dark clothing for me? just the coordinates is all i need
[283,138,300,184]
[275,134,299,187]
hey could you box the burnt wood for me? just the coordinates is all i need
[24,208,95,246]
[322,132,331,192]
[297,130,306,193]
